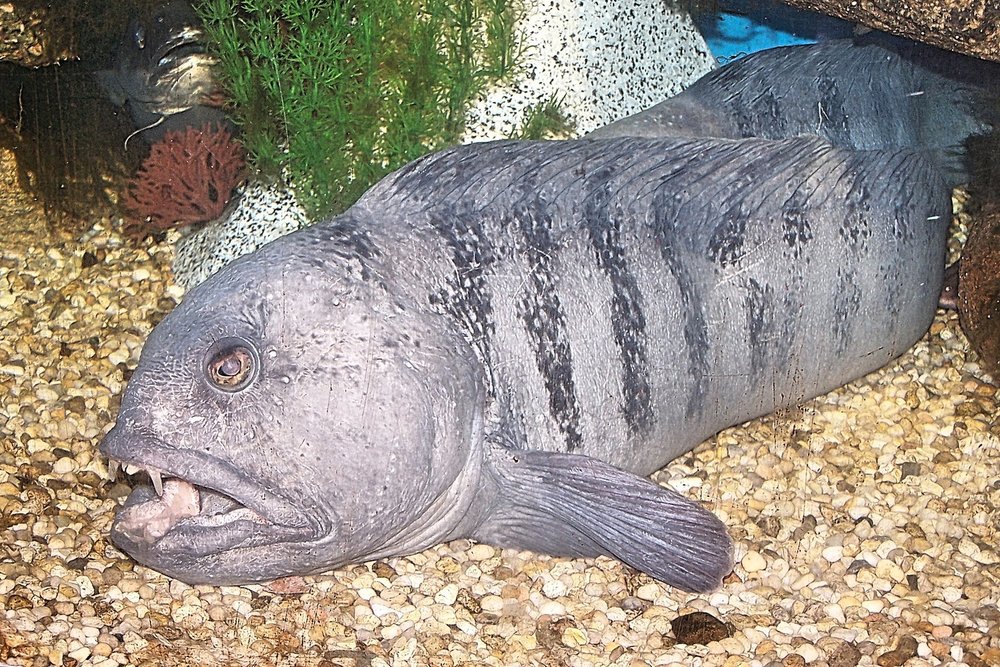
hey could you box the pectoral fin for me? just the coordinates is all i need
[477,443,733,593]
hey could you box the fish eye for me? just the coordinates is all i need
[206,341,257,392]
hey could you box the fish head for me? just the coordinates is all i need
[100,1,218,123]
[100,222,486,584]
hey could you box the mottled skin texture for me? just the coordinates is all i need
[99,37,993,592]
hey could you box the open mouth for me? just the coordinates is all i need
[101,428,316,557]
[109,461,271,545]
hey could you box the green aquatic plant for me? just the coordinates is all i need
[196,0,550,219]
[516,94,574,140]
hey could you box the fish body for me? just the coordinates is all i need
[99,36,995,591]
[590,36,997,186]
[100,134,950,592]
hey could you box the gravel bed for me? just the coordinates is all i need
[0,163,998,666]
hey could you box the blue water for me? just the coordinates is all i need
[696,0,855,63]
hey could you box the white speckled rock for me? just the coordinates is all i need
[171,1,715,288]
[171,180,308,289]
[462,0,716,140]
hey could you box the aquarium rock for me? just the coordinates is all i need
[461,0,716,140]
[172,180,308,290]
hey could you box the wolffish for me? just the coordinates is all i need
[100,37,995,592]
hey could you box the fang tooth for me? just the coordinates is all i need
[149,469,164,497]
[124,463,141,475]
[108,459,120,481]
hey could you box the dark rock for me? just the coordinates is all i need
[847,559,873,575]
[671,611,732,645]
[535,616,576,650]
[371,561,396,580]
[828,640,863,667]
[940,262,960,309]
[876,636,919,667]
[933,450,958,464]
[456,587,482,615]
[899,462,922,480]
[779,0,1000,62]
[756,515,783,538]
[620,596,649,613]
[64,396,87,414]
[959,203,1000,375]
[66,557,89,571]
[791,514,818,541]
[45,478,71,491]
[6,594,32,610]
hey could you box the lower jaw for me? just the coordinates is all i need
[110,504,321,564]
[108,527,332,586]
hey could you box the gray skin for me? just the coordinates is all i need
[99,37,993,593]
[100,134,952,593]
[97,0,229,143]
[590,35,998,188]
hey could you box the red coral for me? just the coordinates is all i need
[123,123,246,238]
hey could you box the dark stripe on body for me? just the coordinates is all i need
[743,277,776,379]
[698,140,800,268]
[321,216,379,261]
[426,204,496,380]
[514,197,584,452]
[831,158,870,356]
[310,215,381,284]
[581,165,654,436]
[780,188,814,258]
[887,153,919,241]
[832,267,861,355]
[707,209,748,268]
[777,145,848,260]
[643,138,821,416]
[839,175,873,248]
[649,187,711,419]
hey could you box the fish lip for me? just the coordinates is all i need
[153,26,206,69]
[110,484,309,561]
[99,425,319,541]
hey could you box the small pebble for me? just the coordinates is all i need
[741,551,767,573]
[795,644,821,662]
[434,583,459,606]
[822,545,844,563]
[827,640,863,667]
[671,611,731,645]
[877,636,919,667]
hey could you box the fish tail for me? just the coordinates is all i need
[865,33,1000,188]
